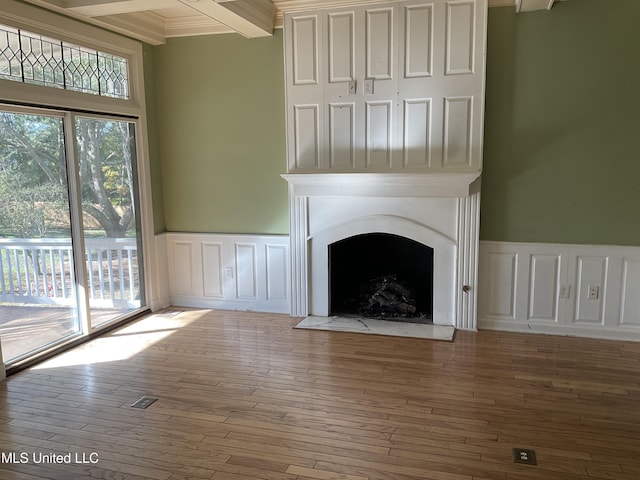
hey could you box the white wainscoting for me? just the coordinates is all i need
[478,241,640,341]
[163,233,290,314]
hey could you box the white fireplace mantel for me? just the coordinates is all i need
[281,172,482,198]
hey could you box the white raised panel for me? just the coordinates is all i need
[403,98,431,167]
[172,241,193,296]
[528,254,559,321]
[620,259,640,326]
[202,242,223,298]
[329,102,355,168]
[366,100,392,168]
[486,252,517,319]
[328,12,354,83]
[292,16,319,85]
[443,96,472,167]
[235,243,257,300]
[294,104,320,169]
[445,0,475,75]
[404,4,433,78]
[575,256,608,324]
[266,244,288,301]
[366,7,393,80]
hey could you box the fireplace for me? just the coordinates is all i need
[329,233,434,321]
[282,173,481,330]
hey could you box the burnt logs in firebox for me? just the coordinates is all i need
[356,274,427,320]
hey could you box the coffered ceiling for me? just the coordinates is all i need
[22,0,558,46]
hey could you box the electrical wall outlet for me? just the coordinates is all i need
[364,78,374,94]
[512,448,537,465]
[588,284,600,300]
[225,267,234,279]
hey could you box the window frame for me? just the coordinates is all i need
[0,0,159,372]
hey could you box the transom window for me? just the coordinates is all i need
[0,23,129,99]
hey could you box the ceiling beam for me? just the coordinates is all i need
[21,0,167,44]
[92,11,168,45]
[65,0,178,17]
[177,0,274,38]
[165,14,235,38]
[516,0,555,12]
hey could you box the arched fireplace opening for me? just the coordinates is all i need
[329,233,434,323]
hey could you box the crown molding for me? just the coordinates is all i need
[274,0,515,11]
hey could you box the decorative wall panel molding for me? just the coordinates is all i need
[479,241,640,341]
[164,233,290,314]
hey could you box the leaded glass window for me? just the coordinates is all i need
[0,24,129,100]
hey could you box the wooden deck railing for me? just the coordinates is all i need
[0,237,139,308]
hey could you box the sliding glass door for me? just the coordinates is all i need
[0,109,81,362]
[75,116,142,328]
[0,106,144,365]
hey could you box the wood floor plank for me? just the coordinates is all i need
[0,309,639,479]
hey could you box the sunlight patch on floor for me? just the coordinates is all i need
[32,309,204,369]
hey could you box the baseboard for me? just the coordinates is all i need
[479,318,640,342]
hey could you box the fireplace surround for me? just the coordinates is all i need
[283,173,481,330]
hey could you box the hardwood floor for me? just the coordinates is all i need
[0,308,639,480]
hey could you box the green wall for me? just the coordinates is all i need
[151,30,288,235]
[143,43,166,234]
[481,0,640,245]
[147,0,640,245]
